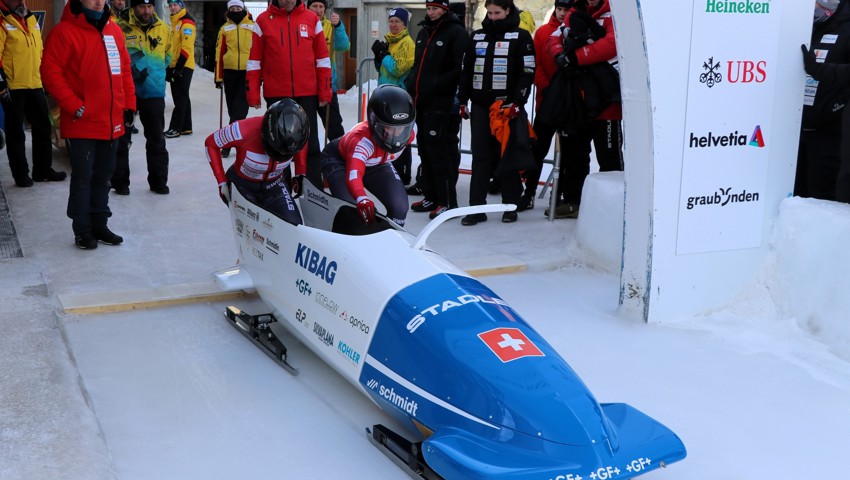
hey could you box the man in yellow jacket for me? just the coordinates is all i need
[164,0,195,138]
[0,0,66,187]
[214,0,252,157]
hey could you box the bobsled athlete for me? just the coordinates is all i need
[320,84,415,226]
[204,99,310,224]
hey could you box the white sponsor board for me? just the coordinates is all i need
[612,0,812,322]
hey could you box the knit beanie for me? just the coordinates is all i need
[227,0,244,9]
[130,0,153,8]
[388,7,410,26]
[425,0,449,10]
[554,0,573,8]
[166,0,184,7]
[307,0,328,7]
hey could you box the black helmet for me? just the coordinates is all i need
[367,85,415,154]
[262,99,310,159]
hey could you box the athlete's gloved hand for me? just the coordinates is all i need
[801,44,823,79]
[502,103,521,119]
[215,81,222,89]
[290,174,305,199]
[124,109,135,129]
[356,197,376,225]
[218,182,231,206]
[459,104,469,120]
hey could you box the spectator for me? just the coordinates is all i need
[0,0,67,188]
[214,0,254,158]
[522,0,572,211]
[797,0,849,201]
[405,0,467,219]
[545,0,622,219]
[204,99,310,224]
[110,0,128,21]
[516,1,536,33]
[457,0,535,225]
[307,0,349,143]
[247,0,332,189]
[320,85,415,227]
[371,8,415,185]
[41,0,136,249]
[164,0,195,138]
[112,0,172,195]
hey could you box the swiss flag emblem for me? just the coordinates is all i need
[478,328,544,363]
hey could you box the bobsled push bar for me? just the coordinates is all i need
[225,306,299,375]
[367,425,442,480]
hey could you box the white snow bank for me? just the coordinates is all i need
[574,172,624,273]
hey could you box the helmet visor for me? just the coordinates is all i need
[370,113,414,152]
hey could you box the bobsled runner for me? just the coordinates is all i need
[214,180,686,480]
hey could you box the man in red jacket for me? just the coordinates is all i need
[546,0,622,219]
[41,0,136,249]
[522,0,572,211]
[247,0,332,188]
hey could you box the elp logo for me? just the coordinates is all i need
[478,328,544,363]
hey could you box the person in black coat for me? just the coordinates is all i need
[797,0,850,201]
[456,0,535,225]
[405,0,468,218]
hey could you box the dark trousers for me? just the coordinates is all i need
[223,69,249,125]
[468,103,522,206]
[560,119,623,204]
[318,92,345,142]
[113,97,169,190]
[321,139,409,226]
[168,68,193,132]
[528,118,560,197]
[226,167,302,225]
[391,148,413,186]
[66,138,118,235]
[415,107,461,208]
[796,129,839,201]
[266,95,322,187]
[3,88,54,180]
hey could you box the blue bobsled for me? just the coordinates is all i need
[215,180,686,479]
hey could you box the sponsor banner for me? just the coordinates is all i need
[678,1,780,254]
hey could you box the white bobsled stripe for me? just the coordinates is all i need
[365,355,499,430]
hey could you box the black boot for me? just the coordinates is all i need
[75,232,98,250]
[32,168,67,182]
[92,214,123,245]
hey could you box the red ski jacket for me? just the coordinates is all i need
[336,121,414,201]
[40,1,136,140]
[246,0,331,106]
[205,115,304,185]
[533,12,563,109]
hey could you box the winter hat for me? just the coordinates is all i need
[307,0,328,7]
[554,0,573,8]
[425,0,449,11]
[227,0,244,9]
[130,0,153,8]
[448,2,466,17]
[166,0,184,6]
[388,7,410,26]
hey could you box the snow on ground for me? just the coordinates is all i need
[1,68,848,480]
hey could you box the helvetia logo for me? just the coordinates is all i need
[686,186,760,210]
[689,125,765,148]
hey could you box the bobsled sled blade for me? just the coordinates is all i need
[366,425,443,480]
[224,306,299,376]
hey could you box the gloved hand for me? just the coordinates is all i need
[502,103,521,119]
[459,104,469,120]
[801,44,822,78]
[371,39,388,56]
[0,70,9,102]
[215,81,222,89]
[218,182,231,206]
[172,67,184,80]
[356,197,376,225]
[123,109,135,129]
[75,106,85,119]
[165,67,174,83]
[290,174,305,199]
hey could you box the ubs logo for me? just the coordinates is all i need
[700,57,767,88]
